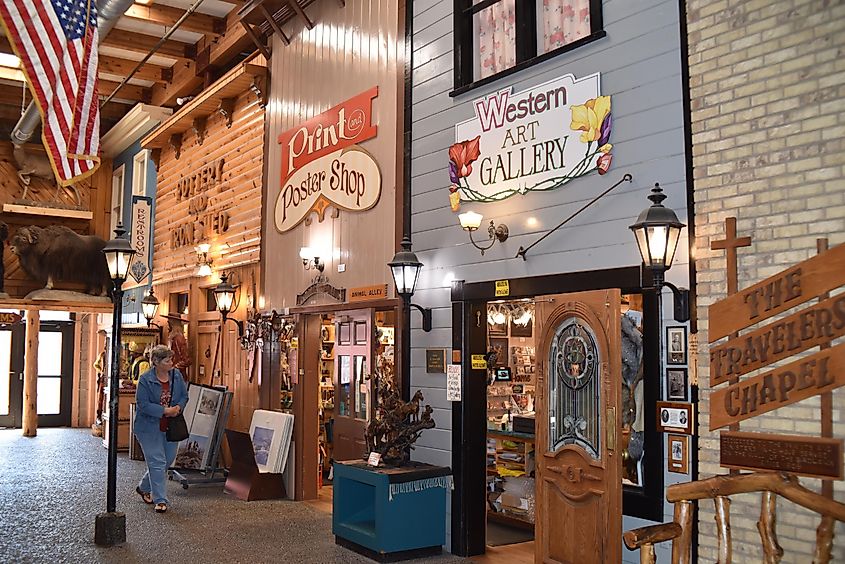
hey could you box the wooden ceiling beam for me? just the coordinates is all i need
[98,80,152,103]
[101,29,194,63]
[98,55,170,84]
[150,13,254,106]
[124,4,226,36]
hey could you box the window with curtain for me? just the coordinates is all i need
[455,0,603,91]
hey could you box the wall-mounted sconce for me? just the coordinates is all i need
[195,243,213,277]
[141,288,161,327]
[458,211,509,256]
[299,246,325,272]
[629,183,689,323]
[213,272,244,336]
[388,237,432,332]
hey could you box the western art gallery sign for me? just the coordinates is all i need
[449,73,611,208]
[275,87,382,232]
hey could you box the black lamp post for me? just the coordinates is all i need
[388,237,432,401]
[95,223,136,547]
[141,288,160,327]
[629,183,690,323]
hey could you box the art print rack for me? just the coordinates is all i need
[168,384,234,489]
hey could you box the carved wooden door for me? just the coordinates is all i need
[332,309,373,461]
[535,290,622,564]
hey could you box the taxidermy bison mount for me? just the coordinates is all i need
[10,225,111,295]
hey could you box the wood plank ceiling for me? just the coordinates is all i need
[0,0,249,140]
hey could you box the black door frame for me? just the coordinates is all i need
[0,322,25,428]
[449,265,663,556]
[33,320,75,427]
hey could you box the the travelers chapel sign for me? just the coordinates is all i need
[449,73,611,209]
[275,87,382,232]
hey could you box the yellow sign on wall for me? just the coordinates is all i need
[495,280,510,297]
[471,355,488,369]
[349,284,389,302]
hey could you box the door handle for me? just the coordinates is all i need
[606,406,616,452]
[18,372,22,381]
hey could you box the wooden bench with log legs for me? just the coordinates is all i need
[623,472,845,563]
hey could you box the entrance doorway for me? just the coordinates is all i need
[452,267,662,558]
[0,315,74,428]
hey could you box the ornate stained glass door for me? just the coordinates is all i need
[535,290,622,564]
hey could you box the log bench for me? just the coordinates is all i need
[623,472,845,563]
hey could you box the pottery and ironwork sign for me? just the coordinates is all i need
[169,158,229,248]
[275,87,382,232]
[720,431,844,480]
[449,73,611,208]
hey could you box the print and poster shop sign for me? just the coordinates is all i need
[275,87,382,232]
[448,73,612,210]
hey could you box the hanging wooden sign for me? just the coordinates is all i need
[720,431,844,480]
[710,342,845,430]
[127,196,152,287]
[708,243,845,342]
[709,292,845,387]
[0,312,22,324]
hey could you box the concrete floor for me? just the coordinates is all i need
[0,428,467,564]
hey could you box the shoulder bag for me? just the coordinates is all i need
[165,370,189,442]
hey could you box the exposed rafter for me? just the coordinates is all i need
[101,29,194,63]
[124,4,226,36]
[99,55,171,84]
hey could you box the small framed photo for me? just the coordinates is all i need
[668,434,688,474]
[666,326,687,365]
[488,318,508,336]
[656,401,693,435]
[666,368,688,401]
[489,338,509,367]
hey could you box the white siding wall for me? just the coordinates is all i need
[410,0,691,558]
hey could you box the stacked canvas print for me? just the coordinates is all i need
[249,410,294,474]
[174,385,225,470]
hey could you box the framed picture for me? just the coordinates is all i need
[666,368,688,401]
[510,318,533,338]
[668,434,689,474]
[488,318,508,336]
[666,326,687,365]
[656,401,693,435]
[495,367,512,381]
[489,338,509,367]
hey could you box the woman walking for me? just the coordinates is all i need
[134,345,188,513]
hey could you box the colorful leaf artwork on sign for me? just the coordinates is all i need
[450,73,611,207]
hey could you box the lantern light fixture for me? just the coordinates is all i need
[213,272,244,335]
[141,288,160,327]
[629,183,690,323]
[388,237,431,332]
[102,223,137,283]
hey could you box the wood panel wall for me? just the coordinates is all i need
[151,90,264,285]
[0,140,112,298]
[151,237,261,432]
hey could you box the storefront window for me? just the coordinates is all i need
[338,354,351,417]
[455,0,604,90]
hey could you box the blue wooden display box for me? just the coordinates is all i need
[332,461,452,562]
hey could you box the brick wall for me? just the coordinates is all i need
[687,0,845,560]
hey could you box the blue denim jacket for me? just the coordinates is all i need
[133,368,189,435]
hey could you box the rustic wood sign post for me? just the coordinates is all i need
[708,226,845,563]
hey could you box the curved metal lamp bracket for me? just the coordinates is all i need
[468,220,509,256]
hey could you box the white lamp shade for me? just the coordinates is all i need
[299,246,313,260]
[391,263,421,296]
[105,249,134,280]
[195,243,211,254]
[141,293,159,321]
[197,263,213,277]
[459,211,483,230]
[215,289,234,313]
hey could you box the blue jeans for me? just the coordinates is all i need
[135,430,178,504]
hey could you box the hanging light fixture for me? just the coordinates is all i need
[213,272,243,335]
[388,237,431,331]
[141,288,160,327]
[458,211,508,256]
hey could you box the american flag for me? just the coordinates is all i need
[0,0,100,186]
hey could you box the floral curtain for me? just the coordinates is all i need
[541,0,591,54]
[475,0,517,79]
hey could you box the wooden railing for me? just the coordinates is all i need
[623,473,845,563]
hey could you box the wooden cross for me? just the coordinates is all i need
[710,217,752,296]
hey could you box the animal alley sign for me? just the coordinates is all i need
[450,73,612,206]
[274,87,382,232]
